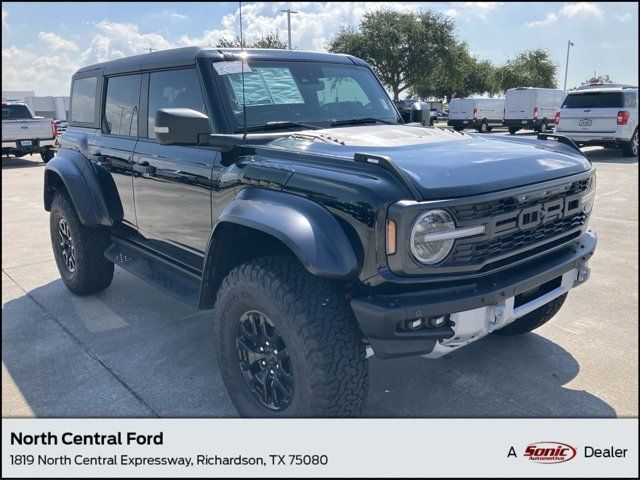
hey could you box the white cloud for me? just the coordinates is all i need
[38,31,79,51]
[444,2,502,20]
[524,12,559,28]
[613,12,632,22]
[83,21,173,63]
[559,2,603,19]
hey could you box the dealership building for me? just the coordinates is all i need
[2,91,70,120]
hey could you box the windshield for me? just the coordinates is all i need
[562,92,623,109]
[214,60,399,131]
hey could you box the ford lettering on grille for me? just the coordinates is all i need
[487,193,583,238]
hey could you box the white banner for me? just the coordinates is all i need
[2,418,637,478]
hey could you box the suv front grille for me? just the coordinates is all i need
[450,178,590,221]
[446,212,587,266]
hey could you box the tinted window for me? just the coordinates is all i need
[624,91,637,108]
[104,75,141,136]
[70,77,97,123]
[147,69,207,138]
[562,92,623,109]
[2,104,32,120]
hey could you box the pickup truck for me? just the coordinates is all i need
[2,102,57,162]
[45,47,597,417]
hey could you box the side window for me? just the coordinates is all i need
[103,74,141,137]
[624,92,637,109]
[70,77,97,123]
[147,69,207,139]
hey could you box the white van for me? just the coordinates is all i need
[447,97,505,133]
[504,87,566,134]
[554,87,638,157]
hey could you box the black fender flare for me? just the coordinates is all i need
[44,149,123,227]
[198,188,359,308]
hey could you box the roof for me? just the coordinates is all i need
[567,87,638,94]
[74,46,366,76]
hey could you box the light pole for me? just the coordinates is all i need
[280,8,298,50]
[563,40,574,91]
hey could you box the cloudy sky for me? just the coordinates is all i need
[2,2,638,96]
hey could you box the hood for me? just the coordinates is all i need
[269,125,592,200]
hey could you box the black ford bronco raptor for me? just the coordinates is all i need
[45,47,597,417]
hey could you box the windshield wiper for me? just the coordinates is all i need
[234,121,321,133]
[330,117,397,127]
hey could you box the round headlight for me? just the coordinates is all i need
[410,209,456,264]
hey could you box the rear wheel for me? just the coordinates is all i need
[622,129,638,157]
[453,126,464,132]
[49,192,114,295]
[213,255,368,417]
[494,294,567,336]
[478,120,489,133]
[508,127,519,135]
[539,120,548,134]
[41,149,55,163]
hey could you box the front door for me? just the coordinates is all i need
[132,68,216,269]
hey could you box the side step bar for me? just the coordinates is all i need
[104,238,201,306]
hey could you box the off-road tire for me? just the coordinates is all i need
[49,192,114,295]
[508,127,519,135]
[213,254,368,417]
[621,128,638,157]
[494,293,567,336]
[41,149,55,163]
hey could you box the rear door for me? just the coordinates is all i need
[449,99,473,121]
[132,68,217,267]
[557,91,622,133]
[88,73,141,227]
[505,89,535,120]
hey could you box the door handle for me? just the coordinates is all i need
[133,162,156,176]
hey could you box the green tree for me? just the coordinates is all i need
[216,31,287,49]
[328,9,458,100]
[495,49,558,91]
[583,73,614,85]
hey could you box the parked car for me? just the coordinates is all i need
[448,97,505,133]
[2,102,57,162]
[554,87,638,157]
[504,87,566,135]
[437,109,449,121]
[45,47,597,417]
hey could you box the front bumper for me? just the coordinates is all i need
[351,231,596,359]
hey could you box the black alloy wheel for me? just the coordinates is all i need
[57,218,76,273]
[236,310,294,411]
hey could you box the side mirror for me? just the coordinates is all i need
[154,108,211,146]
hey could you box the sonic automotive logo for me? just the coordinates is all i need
[524,441,577,464]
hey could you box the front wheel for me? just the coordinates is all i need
[213,255,368,417]
[494,293,567,336]
[621,129,638,157]
[49,192,114,295]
